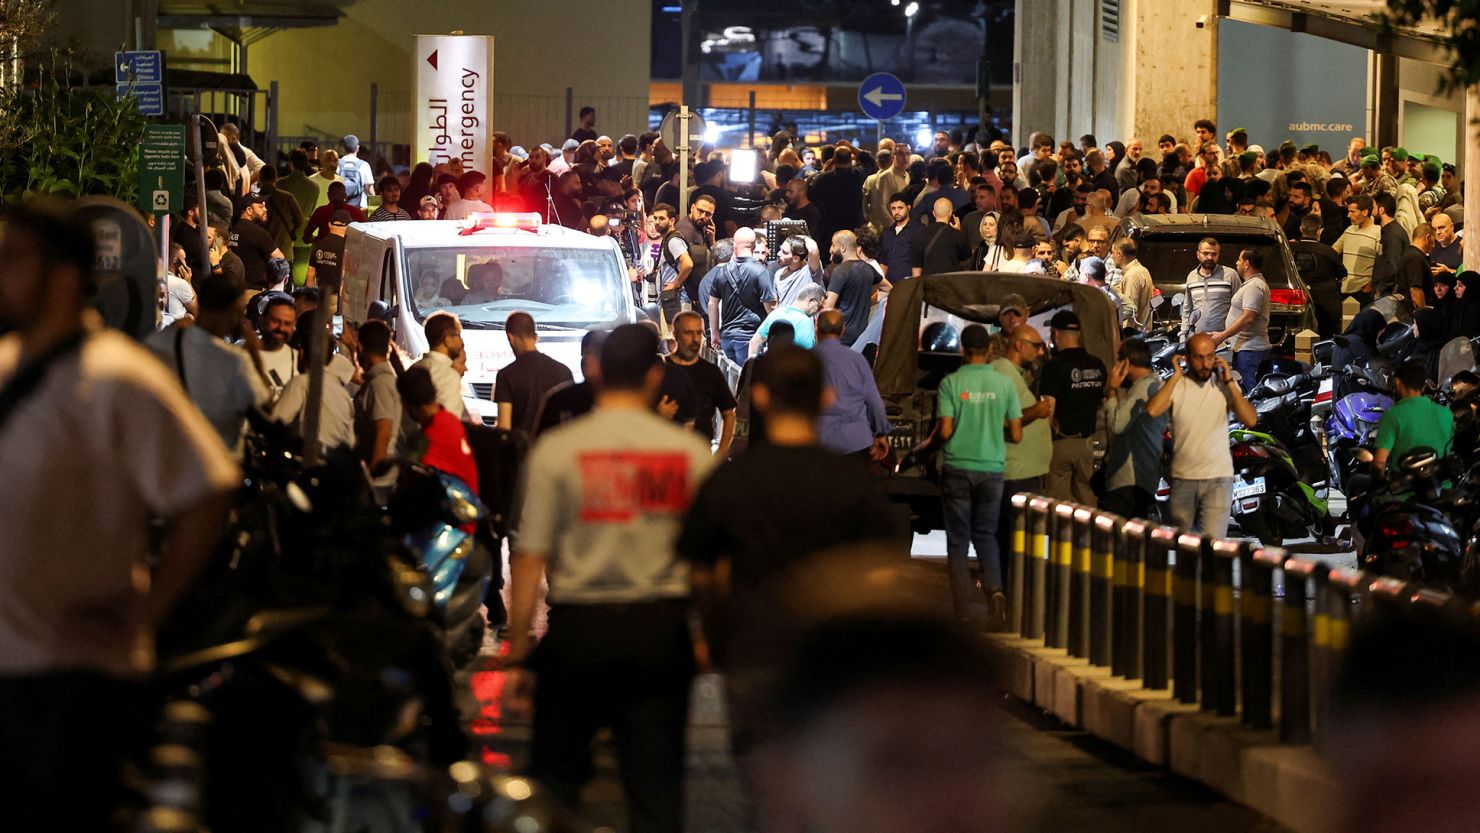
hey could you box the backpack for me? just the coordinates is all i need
[338,154,365,204]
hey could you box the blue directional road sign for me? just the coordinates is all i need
[857,72,907,121]
[115,50,163,84]
[117,83,165,117]
[116,50,165,117]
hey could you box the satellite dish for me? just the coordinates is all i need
[72,197,158,339]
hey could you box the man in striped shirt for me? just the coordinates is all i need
[1182,237,1241,336]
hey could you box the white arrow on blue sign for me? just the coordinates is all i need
[857,72,907,121]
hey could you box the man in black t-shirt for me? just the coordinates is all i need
[880,195,923,282]
[1289,214,1347,336]
[228,193,285,290]
[677,345,905,747]
[570,106,597,143]
[809,147,866,244]
[172,197,210,281]
[824,231,885,348]
[307,210,349,314]
[707,228,777,365]
[911,197,972,277]
[1037,310,1106,506]
[534,330,605,436]
[783,177,823,240]
[668,311,737,456]
[494,311,574,438]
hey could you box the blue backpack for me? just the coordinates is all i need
[338,154,365,203]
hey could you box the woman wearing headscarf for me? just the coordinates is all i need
[1411,308,1449,382]
[971,211,1007,271]
[1105,141,1125,175]
[1333,306,1386,399]
[1455,271,1480,338]
[1431,270,1461,341]
[1192,161,1242,214]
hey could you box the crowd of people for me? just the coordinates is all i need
[4,99,1475,832]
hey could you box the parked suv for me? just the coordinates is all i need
[1110,214,1315,345]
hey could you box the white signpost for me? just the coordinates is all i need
[412,34,496,178]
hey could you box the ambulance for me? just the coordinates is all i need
[340,214,636,424]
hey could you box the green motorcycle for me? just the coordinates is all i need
[1228,427,1333,546]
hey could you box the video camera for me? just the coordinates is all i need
[765,219,811,259]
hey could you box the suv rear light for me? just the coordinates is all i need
[1269,288,1307,307]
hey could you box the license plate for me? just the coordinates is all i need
[1233,477,1266,499]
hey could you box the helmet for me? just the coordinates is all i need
[1377,321,1415,358]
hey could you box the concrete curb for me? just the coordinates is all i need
[984,634,1342,833]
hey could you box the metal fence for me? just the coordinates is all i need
[166,83,277,159]
[1005,493,1465,747]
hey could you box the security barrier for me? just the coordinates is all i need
[1003,493,1469,745]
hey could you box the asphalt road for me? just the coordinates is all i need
[474,548,1296,832]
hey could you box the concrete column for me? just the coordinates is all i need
[1375,53,1401,149]
[1465,86,1480,270]
[1123,0,1217,148]
[1013,0,1061,144]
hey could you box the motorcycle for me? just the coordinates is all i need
[1228,427,1332,545]
[1317,330,1406,502]
[142,418,473,833]
[1348,447,1478,596]
[1246,360,1330,488]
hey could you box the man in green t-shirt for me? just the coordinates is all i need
[912,324,1022,621]
[1374,360,1453,472]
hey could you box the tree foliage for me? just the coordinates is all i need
[0,61,147,203]
[1382,0,1480,93]
[0,2,145,204]
[0,0,57,78]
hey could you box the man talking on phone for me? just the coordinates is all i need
[1144,333,1256,538]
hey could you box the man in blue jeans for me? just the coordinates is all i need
[1213,247,1272,394]
[912,324,1023,622]
[1145,333,1257,537]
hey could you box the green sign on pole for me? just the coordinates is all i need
[138,124,186,216]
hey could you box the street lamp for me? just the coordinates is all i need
[904,1,918,17]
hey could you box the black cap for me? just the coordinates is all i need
[236,192,265,214]
[1048,310,1081,331]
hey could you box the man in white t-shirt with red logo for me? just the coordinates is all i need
[502,323,715,833]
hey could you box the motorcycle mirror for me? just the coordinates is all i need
[1171,292,1186,308]
[1189,308,1202,326]
[1152,294,1166,309]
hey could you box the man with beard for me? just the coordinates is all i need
[408,311,467,421]
[667,311,736,457]
[228,193,286,291]
[256,292,298,399]
[1145,333,1257,538]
